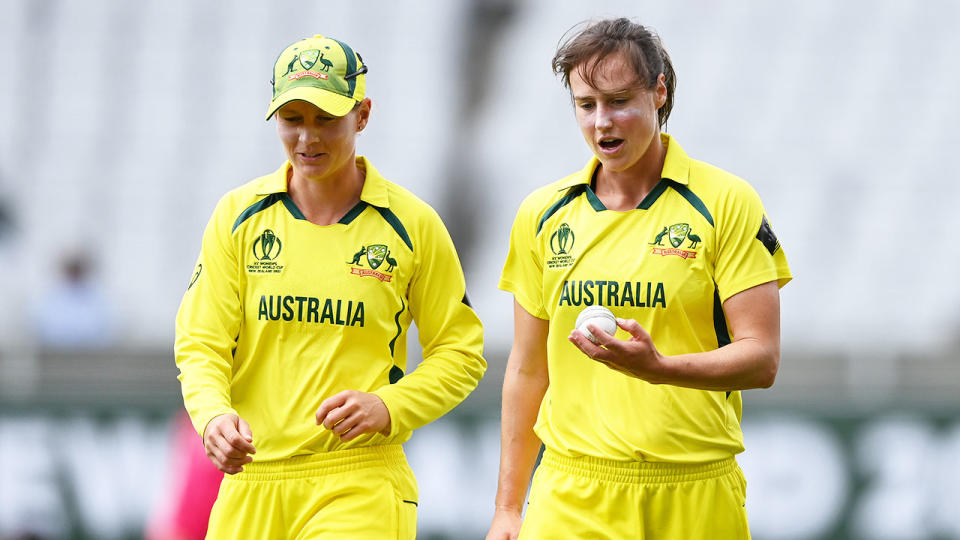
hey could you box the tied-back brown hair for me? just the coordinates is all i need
[552,18,676,129]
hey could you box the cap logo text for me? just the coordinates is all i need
[289,70,329,81]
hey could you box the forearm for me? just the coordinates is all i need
[494,362,548,510]
[653,336,778,391]
[175,341,237,436]
[373,346,486,436]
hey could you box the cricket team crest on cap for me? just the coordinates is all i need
[298,50,320,70]
[266,35,368,120]
[546,223,577,269]
[649,223,701,260]
[347,243,396,282]
[248,229,285,273]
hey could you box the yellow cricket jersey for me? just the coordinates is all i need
[500,134,791,463]
[175,156,485,461]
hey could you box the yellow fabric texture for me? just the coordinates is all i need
[519,449,750,539]
[500,134,791,463]
[175,156,486,461]
[207,445,417,540]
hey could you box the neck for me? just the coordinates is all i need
[287,156,365,226]
[594,134,666,211]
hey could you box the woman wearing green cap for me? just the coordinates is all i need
[175,34,486,539]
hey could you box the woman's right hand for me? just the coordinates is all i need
[203,413,256,474]
[486,507,522,540]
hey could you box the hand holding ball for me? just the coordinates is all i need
[575,305,617,344]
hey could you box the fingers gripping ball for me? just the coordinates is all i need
[575,305,617,344]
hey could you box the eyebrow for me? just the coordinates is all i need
[572,88,636,101]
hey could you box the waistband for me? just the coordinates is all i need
[541,448,738,484]
[227,444,407,482]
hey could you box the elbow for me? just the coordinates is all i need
[754,351,780,389]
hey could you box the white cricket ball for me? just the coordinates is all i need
[575,305,617,344]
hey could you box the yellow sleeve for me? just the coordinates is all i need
[174,195,241,437]
[714,181,792,302]
[372,208,486,436]
[498,193,547,319]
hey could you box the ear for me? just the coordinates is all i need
[356,98,372,131]
[655,73,667,109]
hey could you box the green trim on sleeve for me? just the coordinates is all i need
[712,287,731,348]
[388,298,406,356]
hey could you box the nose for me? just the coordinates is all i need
[594,104,614,131]
[299,125,318,144]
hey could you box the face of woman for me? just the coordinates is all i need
[569,51,666,175]
[276,99,370,183]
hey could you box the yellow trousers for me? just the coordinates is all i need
[206,445,417,540]
[520,448,750,539]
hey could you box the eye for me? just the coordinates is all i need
[611,97,628,105]
[280,115,302,123]
[578,102,595,111]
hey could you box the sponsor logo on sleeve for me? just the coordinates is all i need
[756,215,781,255]
[187,263,202,290]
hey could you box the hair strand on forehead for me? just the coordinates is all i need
[552,17,676,129]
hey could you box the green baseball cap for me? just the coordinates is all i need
[266,34,368,120]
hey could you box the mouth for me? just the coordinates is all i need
[597,138,624,153]
[298,152,325,162]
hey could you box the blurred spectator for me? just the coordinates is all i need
[145,410,224,540]
[31,251,115,348]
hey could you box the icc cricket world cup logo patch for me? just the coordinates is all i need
[247,229,285,273]
[347,243,397,282]
[546,223,576,269]
[649,223,701,260]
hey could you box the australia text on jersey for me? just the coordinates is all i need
[558,280,666,308]
[258,295,365,327]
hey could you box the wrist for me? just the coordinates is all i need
[647,352,674,385]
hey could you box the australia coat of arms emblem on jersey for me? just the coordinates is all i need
[347,243,397,282]
[650,222,700,260]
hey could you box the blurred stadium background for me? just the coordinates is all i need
[1,0,959,538]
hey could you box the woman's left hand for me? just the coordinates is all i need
[568,318,665,381]
[316,390,392,441]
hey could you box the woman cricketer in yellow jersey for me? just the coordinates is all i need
[174,34,485,539]
[487,18,791,540]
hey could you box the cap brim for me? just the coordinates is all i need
[265,87,357,120]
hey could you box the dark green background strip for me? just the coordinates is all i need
[232,194,283,233]
[637,179,670,210]
[668,181,714,226]
[280,193,306,220]
[537,186,585,235]
[713,288,731,348]
[333,39,359,96]
[374,207,413,251]
[388,298,406,356]
[584,186,607,211]
[339,201,368,224]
